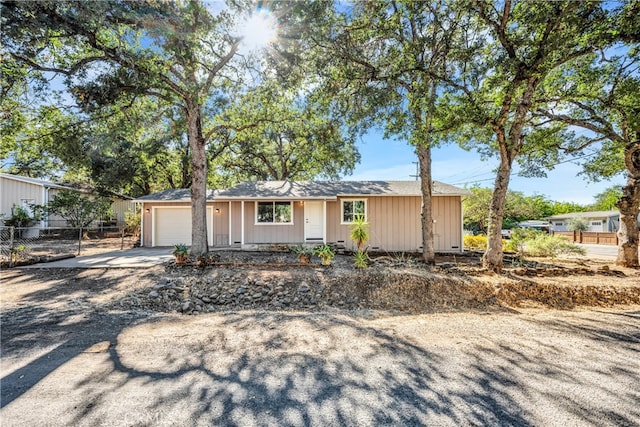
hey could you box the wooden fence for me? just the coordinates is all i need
[554,231,618,245]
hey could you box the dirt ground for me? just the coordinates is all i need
[2,243,640,425]
[1,275,639,426]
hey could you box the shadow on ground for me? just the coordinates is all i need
[1,269,639,426]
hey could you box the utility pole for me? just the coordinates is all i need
[409,161,419,181]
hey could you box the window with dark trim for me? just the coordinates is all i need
[256,201,292,224]
[341,199,366,223]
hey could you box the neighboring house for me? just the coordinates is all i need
[517,220,552,233]
[0,173,135,227]
[547,210,622,232]
[135,180,471,253]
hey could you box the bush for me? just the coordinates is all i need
[124,209,141,236]
[567,216,589,232]
[463,234,488,250]
[503,228,542,253]
[4,205,37,228]
[524,234,586,259]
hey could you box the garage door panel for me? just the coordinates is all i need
[154,207,212,247]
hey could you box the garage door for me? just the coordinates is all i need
[154,207,212,246]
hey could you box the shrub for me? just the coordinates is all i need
[463,234,488,250]
[524,234,586,259]
[504,228,542,253]
[124,209,141,236]
[4,205,37,228]
[349,215,369,251]
[567,216,589,232]
[314,244,335,266]
[354,250,368,268]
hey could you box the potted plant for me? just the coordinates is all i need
[292,245,313,264]
[172,243,189,264]
[314,244,335,266]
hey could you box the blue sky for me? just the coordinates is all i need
[348,130,625,205]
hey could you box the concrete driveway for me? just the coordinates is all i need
[22,247,173,268]
[575,243,640,261]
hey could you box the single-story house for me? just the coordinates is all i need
[135,180,471,253]
[547,210,621,232]
[0,172,135,228]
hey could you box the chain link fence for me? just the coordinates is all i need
[0,226,139,268]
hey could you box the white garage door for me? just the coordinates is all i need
[154,207,212,246]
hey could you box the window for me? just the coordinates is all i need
[341,199,366,223]
[256,201,292,224]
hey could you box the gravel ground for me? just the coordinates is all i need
[1,264,639,426]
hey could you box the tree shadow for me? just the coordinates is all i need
[2,269,639,426]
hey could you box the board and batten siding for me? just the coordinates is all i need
[326,196,462,252]
[230,201,242,245]
[110,199,137,225]
[211,202,229,246]
[243,201,304,244]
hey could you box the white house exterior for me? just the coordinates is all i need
[547,211,621,233]
[0,173,135,227]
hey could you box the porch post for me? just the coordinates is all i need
[228,201,232,246]
[140,204,144,247]
[241,201,245,246]
[323,200,327,243]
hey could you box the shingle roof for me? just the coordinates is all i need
[217,180,470,198]
[135,188,219,202]
[137,180,470,201]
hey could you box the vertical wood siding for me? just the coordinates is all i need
[244,201,304,243]
[110,199,137,225]
[230,201,242,245]
[211,202,229,246]
[0,178,43,220]
[327,196,462,252]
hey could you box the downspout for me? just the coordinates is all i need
[42,186,50,228]
[240,201,245,246]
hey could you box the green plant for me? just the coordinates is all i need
[124,209,141,236]
[172,243,189,264]
[314,244,335,266]
[463,234,488,251]
[10,244,29,264]
[567,216,589,232]
[354,250,368,268]
[47,190,112,228]
[349,215,369,251]
[524,234,586,259]
[4,205,37,228]
[291,245,313,263]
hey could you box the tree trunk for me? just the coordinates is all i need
[483,159,512,272]
[616,142,640,267]
[417,144,435,265]
[186,103,209,256]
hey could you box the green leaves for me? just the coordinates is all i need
[47,190,112,228]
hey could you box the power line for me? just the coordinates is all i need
[449,151,601,186]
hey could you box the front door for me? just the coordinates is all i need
[304,201,324,242]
